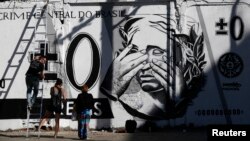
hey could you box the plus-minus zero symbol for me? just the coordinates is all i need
[216,18,228,35]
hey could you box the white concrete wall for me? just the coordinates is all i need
[0,0,250,130]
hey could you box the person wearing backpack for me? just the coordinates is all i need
[74,84,94,140]
[38,78,67,138]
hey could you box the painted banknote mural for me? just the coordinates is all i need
[100,14,206,120]
[0,0,250,130]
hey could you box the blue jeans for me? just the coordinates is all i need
[26,75,40,107]
[78,109,91,139]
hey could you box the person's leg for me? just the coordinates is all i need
[54,113,60,138]
[78,111,87,139]
[25,76,33,109]
[80,110,91,139]
[84,110,91,139]
[78,118,81,138]
[87,109,92,132]
[31,78,39,106]
[38,111,52,131]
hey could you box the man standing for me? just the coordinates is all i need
[25,55,46,110]
[74,84,94,140]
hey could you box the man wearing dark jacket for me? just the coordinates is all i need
[74,84,94,140]
[26,55,46,110]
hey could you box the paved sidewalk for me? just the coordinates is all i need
[0,128,207,141]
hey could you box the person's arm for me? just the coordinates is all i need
[90,94,94,110]
[61,88,67,102]
[50,87,54,97]
[39,63,45,79]
[73,95,80,113]
[40,70,45,79]
[73,103,77,113]
[89,94,94,116]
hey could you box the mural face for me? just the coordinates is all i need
[101,15,206,119]
[130,18,176,93]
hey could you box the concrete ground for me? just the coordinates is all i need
[0,128,207,141]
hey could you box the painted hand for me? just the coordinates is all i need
[150,56,185,102]
[101,45,148,99]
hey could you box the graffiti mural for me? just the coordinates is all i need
[100,14,206,119]
[1,1,250,130]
